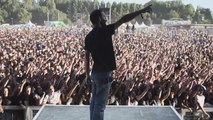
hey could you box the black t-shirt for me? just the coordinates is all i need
[19,93,36,106]
[2,96,12,105]
[84,24,116,72]
[164,97,178,106]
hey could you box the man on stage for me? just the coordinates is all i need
[84,5,152,120]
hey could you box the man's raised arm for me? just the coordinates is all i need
[114,5,152,29]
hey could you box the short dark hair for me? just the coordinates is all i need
[90,9,102,25]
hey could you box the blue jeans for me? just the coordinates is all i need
[90,71,112,120]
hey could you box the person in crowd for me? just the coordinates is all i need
[205,82,213,107]
[19,84,37,106]
[42,84,62,105]
[178,92,192,112]
[0,96,5,119]
[193,85,210,119]
[1,87,12,105]
[34,84,45,105]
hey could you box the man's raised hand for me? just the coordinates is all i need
[143,4,152,13]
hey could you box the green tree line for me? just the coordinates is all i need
[0,0,212,25]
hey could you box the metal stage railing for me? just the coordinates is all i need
[2,106,213,120]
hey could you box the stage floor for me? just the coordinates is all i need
[33,105,183,120]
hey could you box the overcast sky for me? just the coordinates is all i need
[98,0,213,11]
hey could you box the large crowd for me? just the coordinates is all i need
[0,26,213,118]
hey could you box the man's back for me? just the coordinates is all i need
[84,24,116,72]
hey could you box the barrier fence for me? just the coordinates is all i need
[1,106,213,120]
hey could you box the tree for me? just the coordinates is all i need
[123,3,130,14]
[22,0,34,10]
[179,4,195,20]
[46,0,56,10]
[39,0,47,6]
[0,9,6,24]
[99,1,105,8]
[111,2,118,23]
[67,0,78,22]
[83,10,90,25]
[117,2,124,17]
[17,8,32,23]
[54,0,68,4]
[55,0,69,14]
[185,4,195,18]
[193,8,202,23]
[168,10,180,19]
[31,6,48,24]
[135,4,144,24]
[129,3,136,13]
[200,8,213,23]
[0,0,212,25]
[106,2,111,8]
[0,0,21,24]
[93,0,99,10]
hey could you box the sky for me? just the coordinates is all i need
[98,0,213,11]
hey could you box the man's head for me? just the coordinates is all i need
[90,9,107,27]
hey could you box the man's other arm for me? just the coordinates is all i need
[85,50,90,78]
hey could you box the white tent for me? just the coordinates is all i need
[25,21,35,27]
[132,22,149,29]
[127,22,133,27]
[134,22,141,28]
[139,22,148,28]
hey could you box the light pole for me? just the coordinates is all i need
[58,12,60,21]
[109,5,112,24]
[11,18,13,25]
[47,10,50,21]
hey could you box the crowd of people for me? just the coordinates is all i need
[0,26,213,119]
